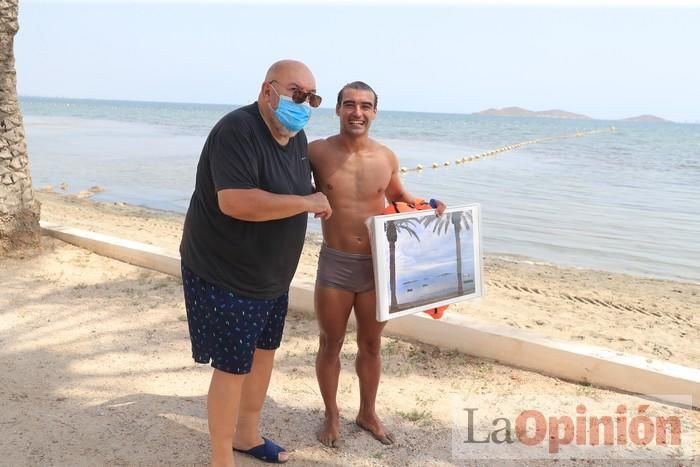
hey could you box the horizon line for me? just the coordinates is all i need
[18,94,697,124]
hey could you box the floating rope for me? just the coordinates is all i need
[399,126,616,173]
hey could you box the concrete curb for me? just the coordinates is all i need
[40,221,699,408]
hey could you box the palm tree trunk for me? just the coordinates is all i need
[389,241,397,309]
[387,222,398,310]
[1,0,41,255]
[453,214,463,294]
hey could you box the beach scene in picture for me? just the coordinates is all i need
[373,206,482,320]
[3,2,700,466]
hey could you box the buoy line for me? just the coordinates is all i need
[398,126,616,174]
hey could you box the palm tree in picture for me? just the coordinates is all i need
[421,211,472,294]
[385,218,420,311]
[1,0,41,254]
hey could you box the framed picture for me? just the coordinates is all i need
[369,204,484,321]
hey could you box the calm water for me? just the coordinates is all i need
[20,97,700,283]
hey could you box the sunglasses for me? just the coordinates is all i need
[269,80,322,108]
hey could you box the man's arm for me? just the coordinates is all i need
[384,150,415,204]
[215,131,331,221]
[308,139,324,193]
[384,150,447,215]
[218,189,331,222]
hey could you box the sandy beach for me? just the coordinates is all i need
[34,192,700,368]
[1,191,698,466]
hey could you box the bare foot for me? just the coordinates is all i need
[317,414,344,448]
[356,414,395,445]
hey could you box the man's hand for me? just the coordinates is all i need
[305,192,332,220]
[415,197,447,216]
[432,198,447,216]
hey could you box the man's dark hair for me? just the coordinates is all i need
[336,81,378,109]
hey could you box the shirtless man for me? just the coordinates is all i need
[309,81,445,447]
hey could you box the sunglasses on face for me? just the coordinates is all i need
[269,80,322,108]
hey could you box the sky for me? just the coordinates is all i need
[14,1,700,122]
[393,213,474,276]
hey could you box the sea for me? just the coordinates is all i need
[19,96,700,283]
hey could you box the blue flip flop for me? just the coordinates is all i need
[233,437,288,464]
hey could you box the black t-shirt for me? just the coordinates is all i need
[179,103,313,299]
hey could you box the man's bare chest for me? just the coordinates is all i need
[321,158,391,198]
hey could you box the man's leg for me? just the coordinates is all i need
[233,291,290,461]
[208,369,245,467]
[232,348,290,460]
[315,285,354,447]
[353,289,394,444]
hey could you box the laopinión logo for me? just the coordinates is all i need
[451,394,696,461]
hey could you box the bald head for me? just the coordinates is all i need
[264,59,316,93]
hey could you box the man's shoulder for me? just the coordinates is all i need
[212,103,260,135]
[367,138,395,157]
[309,135,337,147]
[205,104,265,150]
[308,136,336,157]
[216,103,260,132]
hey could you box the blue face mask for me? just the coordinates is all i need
[270,85,312,133]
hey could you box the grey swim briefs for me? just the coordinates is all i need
[316,244,375,293]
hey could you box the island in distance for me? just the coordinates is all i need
[474,106,591,119]
[474,107,670,122]
[620,114,670,123]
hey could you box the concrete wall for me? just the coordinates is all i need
[41,221,700,409]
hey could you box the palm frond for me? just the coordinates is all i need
[396,224,420,241]
[420,215,451,235]
[388,219,421,242]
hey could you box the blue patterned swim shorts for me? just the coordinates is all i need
[181,262,288,374]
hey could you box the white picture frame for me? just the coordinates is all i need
[369,204,484,322]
